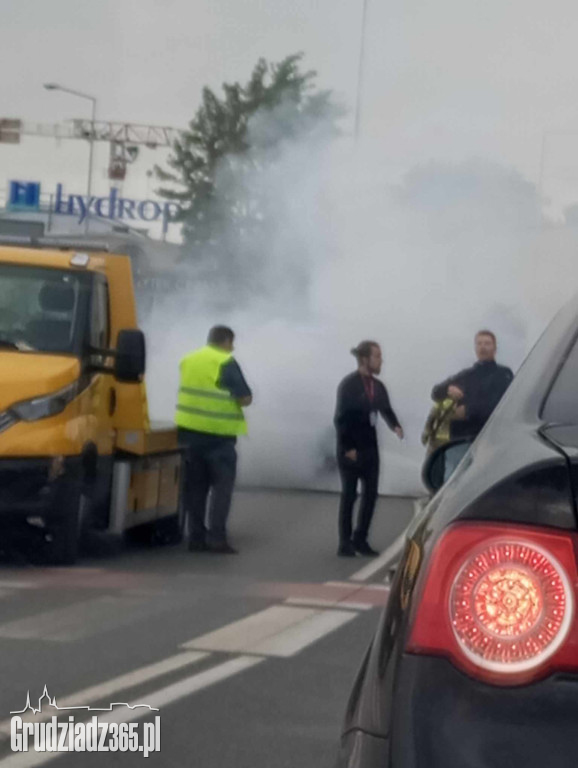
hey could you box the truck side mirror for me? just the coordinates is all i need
[114,329,146,383]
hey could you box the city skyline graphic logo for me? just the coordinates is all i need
[11,685,159,715]
[10,686,161,756]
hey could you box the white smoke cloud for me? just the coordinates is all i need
[141,108,578,497]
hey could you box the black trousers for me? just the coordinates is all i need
[178,429,237,545]
[337,447,379,545]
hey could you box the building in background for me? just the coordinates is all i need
[0,118,183,242]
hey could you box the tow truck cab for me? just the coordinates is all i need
[0,237,183,563]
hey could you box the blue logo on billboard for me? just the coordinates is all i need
[7,181,180,234]
[9,181,41,210]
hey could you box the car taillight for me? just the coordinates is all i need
[406,523,578,685]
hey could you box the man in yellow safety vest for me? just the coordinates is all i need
[175,325,252,554]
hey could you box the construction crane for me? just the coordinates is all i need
[0,118,183,181]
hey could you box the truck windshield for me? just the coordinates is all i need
[0,264,84,354]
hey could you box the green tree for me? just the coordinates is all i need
[156,54,344,300]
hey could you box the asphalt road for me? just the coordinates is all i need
[0,490,415,768]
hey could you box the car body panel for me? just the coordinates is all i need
[390,655,578,768]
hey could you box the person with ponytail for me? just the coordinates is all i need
[333,341,404,557]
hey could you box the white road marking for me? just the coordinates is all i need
[323,581,389,592]
[101,656,263,722]
[348,534,407,582]
[182,606,314,654]
[0,596,158,642]
[0,656,262,768]
[0,651,208,740]
[413,497,429,515]
[284,596,372,611]
[349,498,424,582]
[358,583,390,591]
[252,610,356,657]
[182,605,356,657]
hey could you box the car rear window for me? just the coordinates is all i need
[542,332,578,424]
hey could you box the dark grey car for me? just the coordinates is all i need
[338,296,578,768]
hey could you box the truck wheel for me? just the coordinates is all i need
[49,491,90,566]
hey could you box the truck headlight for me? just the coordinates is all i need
[11,381,80,422]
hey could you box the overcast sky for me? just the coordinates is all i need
[2,0,578,186]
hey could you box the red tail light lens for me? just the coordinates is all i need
[451,540,572,672]
[406,524,578,685]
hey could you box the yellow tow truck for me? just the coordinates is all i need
[0,235,184,563]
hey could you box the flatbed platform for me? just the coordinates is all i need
[116,421,179,455]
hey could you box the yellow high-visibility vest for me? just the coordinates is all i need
[175,345,247,436]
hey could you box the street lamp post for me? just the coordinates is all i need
[354,0,369,142]
[44,83,97,233]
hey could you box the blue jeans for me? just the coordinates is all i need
[178,429,237,545]
[443,442,470,483]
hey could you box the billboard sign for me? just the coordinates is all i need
[6,181,181,234]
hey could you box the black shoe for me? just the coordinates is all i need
[207,541,238,555]
[353,540,379,557]
[337,542,357,557]
[188,540,207,552]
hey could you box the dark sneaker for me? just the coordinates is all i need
[188,540,207,552]
[337,542,357,557]
[353,540,380,557]
[207,541,238,555]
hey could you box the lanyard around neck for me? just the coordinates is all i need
[362,375,375,404]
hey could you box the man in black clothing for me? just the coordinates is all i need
[334,341,404,557]
[431,329,513,479]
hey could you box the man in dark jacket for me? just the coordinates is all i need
[431,329,513,479]
[334,341,404,557]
